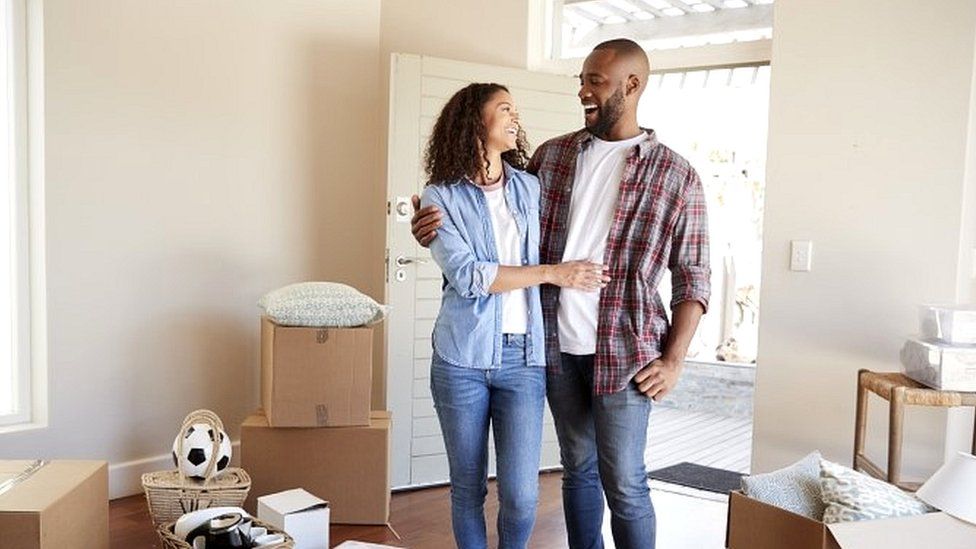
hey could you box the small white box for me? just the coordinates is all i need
[919,305,976,345]
[901,338,976,391]
[257,488,330,549]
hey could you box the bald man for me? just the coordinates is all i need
[412,38,711,549]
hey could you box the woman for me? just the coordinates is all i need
[421,83,609,549]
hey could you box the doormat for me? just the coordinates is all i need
[647,462,744,494]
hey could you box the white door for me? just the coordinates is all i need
[385,54,581,489]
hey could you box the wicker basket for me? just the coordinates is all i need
[157,517,295,549]
[142,409,252,527]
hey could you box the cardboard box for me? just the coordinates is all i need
[726,491,976,549]
[0,460,108,549]
[726,490,840,549]
[900,337,976,391]
[241,410,390,525]
[261,316,373,427]
[257,488,330,549]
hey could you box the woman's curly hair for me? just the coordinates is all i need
[424,83,530,185]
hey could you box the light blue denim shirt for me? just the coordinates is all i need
[420,163,546,369]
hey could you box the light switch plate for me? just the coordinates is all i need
[790,240,813,272]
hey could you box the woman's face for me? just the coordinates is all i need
[481,90,520,154]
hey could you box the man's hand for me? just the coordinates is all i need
[634,356,684,401]
[410,195,443,248]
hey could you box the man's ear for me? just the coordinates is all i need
[626,74,641,96]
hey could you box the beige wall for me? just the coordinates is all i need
[754,0,976,478]
[1,0,384,488]
[380,0,531,70]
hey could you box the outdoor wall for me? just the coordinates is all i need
[0,0,384,496]
[754,0,976,479]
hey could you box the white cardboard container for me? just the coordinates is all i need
[257,488,330,549]
[900,338,976,391]
[919,305,976,345]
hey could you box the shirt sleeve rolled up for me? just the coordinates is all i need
[669,170,711,311]
[421,186,499,299]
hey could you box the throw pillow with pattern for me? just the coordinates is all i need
[741,451,825,519]
[259,282,388,327]
[820,459,935,523]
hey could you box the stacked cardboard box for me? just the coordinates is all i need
[241,317,390,525]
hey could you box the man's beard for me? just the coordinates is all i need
[586,87,625,140]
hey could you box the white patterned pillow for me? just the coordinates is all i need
[259,282,388,327]
[820,459,935,523]
[741,451,825,519]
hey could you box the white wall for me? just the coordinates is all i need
[754,0,976,478]
[0,0,384,494]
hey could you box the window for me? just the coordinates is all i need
[1,0,41,427]
[551,0,773,61]
[644,65,770,364]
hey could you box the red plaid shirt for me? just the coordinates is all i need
[527,128,711,395]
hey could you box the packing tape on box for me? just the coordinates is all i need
[0,460,48,497]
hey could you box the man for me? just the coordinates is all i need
[411,38,710,549]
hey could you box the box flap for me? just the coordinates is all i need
[258,488,329,515]
[826,512,976,549]
[242,411,271,428]
[0,461,105,513]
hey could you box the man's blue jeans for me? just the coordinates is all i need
[430,334,546,549]
[548,353,655,549]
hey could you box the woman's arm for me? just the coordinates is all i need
[421,186,499,299]
[489,262,609,293]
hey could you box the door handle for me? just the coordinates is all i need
[395,255,430,267]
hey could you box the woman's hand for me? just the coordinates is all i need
[546,261,610,291]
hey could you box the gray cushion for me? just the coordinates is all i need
[741,451,825,519]
[820,459,934,523]
[259,282,387,327]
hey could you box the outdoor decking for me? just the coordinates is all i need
[646,403,753,474]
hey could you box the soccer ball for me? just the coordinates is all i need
[172,423,232,480]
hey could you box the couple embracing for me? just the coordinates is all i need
[412,38,711,549]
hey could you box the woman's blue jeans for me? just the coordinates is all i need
[430,334,546,549]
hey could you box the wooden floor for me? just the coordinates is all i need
[111,407,750,547]
[112,470,567,548]
[110,471,734,549]
[646,405,753,474]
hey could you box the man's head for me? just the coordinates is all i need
[579,38,650,140]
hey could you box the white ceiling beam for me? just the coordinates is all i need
[622,0,667,18]
[662,0,693,14]
[699,0,726,8]
[564,3,606,24]
[567,3,772,49]
[599,3,639,21]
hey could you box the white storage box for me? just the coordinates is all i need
[257,488,329,549]
[901,338,976,391]
[919,305,976,345]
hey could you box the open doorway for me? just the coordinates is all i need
[542,0,774,476]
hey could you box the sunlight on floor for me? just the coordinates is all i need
[600,481,730,549]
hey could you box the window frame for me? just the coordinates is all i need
[0,0,46,430]
[528,0,773,75]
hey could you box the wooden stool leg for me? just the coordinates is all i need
[854,370,869,467]
[888,387,906,485]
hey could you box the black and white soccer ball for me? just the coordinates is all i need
[171,423,232,480]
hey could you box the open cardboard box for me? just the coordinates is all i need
[726,490,976,549]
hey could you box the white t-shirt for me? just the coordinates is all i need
[483,183,528,334]
[558,132,648,355]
